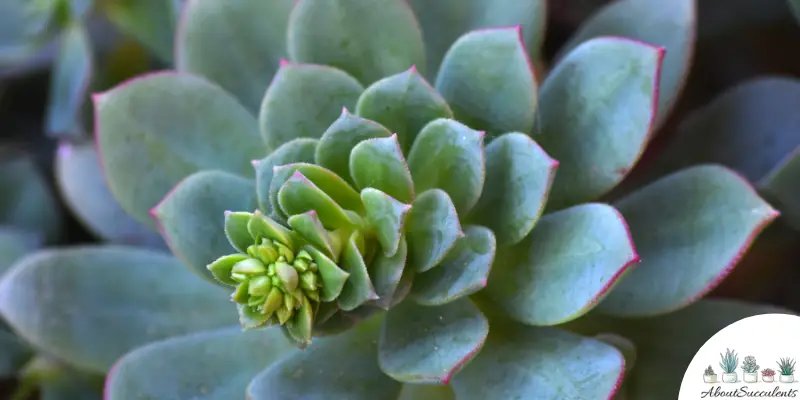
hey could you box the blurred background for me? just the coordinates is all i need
[1,0,799,397]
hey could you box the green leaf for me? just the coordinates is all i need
[151,170,257,283]
[0,245,237,373]
[361,188,411,257]
[105,326,295,400]
[484,203,638,325]
[367,236,409,310]
[287,0,426,85]
[45,22,93,139]
[407,118,485,215]
[355,67,453,154]
[224,211,254,254]
[304,246,350,302]
[595,333,638,373]
[278,170,356,229]
[350,134,415,204]
[565,299,794,399]
[0,154,62,243]
[597,165,779,317]
[410,225,495,306]
[285,296,314,347]
[338,231,378,311]
[466,132,557,246]
[247,313,402,399]
[759,148,800,231]
[268,163,364,220]
[626,78,800,188]
[535,37,663,210]
[94,72,265,229]
[176,0,293,114]
[379,298,488,385]
[435,27,537,139]
[315,109,392,184]
[254,138,318,214]
[55,142,166,249]
[558,0,696,127]
[288,211,335,259]
[103,0,177,63]
[450,322,624,400]
[259,62,364,150]
[408,0,547,81]
[0,227,42,275]
[406,189,464,272]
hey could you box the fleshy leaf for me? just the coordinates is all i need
[268,162,364,219]
[435,27,537,139]
[45,22,93,139]
[367,237,409,310]
[0,154,62,243]
[625,78,800,188]
[407,119,485,215]
[247,313,402,399]
[176,0,293,113]
[285,296,314,347]
[565,299,793,399]
[304,246,349,302]
[450,322,624,400]
[557,0,696,127]
[94,72,265,229]
[410,225,496,306]
[105,327,295,400]
[259,63,364,150]
[378,298,488,384]
[287,211,335,259]
[224,212,254,253]
[467,132,557,246]
[315,110,392,184]
[0,0,53,64]
[287,0,426,85]
[759,148,800,231]
[338,231,378,311]
[361,188,411,257]
[0,228,41,275]
[278,170,356,229]
[406,189,464,272]
[484,203,638,325]
[103,0,177,63]
[0,246,237,373]
[349,134,415,204]
[597,165,779,317]
[595,333,638,373]
[151,171,257,283]
[408,0,547,81]
[535,37,663,210]
[254,138,318,214]
[56,142,166,249]
[355,67,453,154]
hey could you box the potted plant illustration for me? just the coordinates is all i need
[762,368,776,383]
[743,355,760,383]
[704,365,719,383]
[720,349,740,383]
[778,358,796,383]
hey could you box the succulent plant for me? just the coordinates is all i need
[0,0,795,399]
[742,355,759,374]
[719,349,738,374]
[704,365,715,376]
[762,368,776,377]
[778,358,796,376]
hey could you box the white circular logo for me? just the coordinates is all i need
[679,313,800,399]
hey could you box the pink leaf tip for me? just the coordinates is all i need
[279,59,290,67]
[224,210,233,216]
[342,106,350,115]
[408,65,417,72]
[57,141,73,159]
[251,159,261,167]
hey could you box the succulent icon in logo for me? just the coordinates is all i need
[719,348,739,383]
[778,358,796,383]
[704,365,718,383]
[762,368,776,383]
[742,355,759,383]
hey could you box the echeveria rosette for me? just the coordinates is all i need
[85,0,785,399]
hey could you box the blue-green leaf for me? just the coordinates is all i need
[0,154,62,243]
[254,139,319,215]
[45,22,93,139]
[406,189,463,272]
[350,134,415,204]
[315,110,392,184]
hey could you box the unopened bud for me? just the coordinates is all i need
[264,287,283,316]
[276,262,299,292]
[231,282,249,304]
[232,258,266,275]
[248,276,271,296]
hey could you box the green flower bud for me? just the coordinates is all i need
[300,271,318,291]
[264,287,283,316]
[248,275,271,296]
[283,291,295,311]
[276,262,299,292]
[231,282,249,304]
[293,258,309,273]
[232,258,267,275]
[275,306,291,324]
[275,241,294,263]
